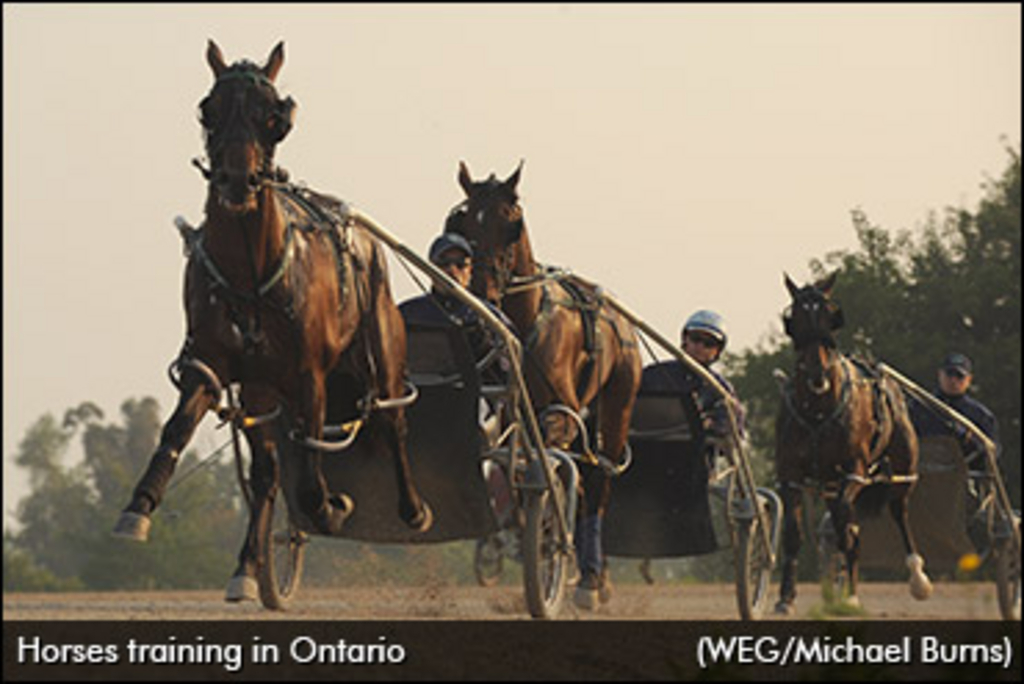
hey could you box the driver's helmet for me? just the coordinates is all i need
[682,310,728,350]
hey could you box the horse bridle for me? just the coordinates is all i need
[449,200,525,304]
[194,67,294,194]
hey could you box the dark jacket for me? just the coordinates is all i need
[909,389,1000,461]
[399,290,516,373]
[641,360,746,443]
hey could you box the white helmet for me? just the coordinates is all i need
[682,310,727,350]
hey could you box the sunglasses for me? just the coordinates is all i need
[686,333,722,348]
[435,256,471,269]
[944,368,968,380]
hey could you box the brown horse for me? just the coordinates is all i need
[113,41,431,600]
[773,272,931,614]
[445,161,642,609]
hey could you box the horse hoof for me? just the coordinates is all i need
[224,575,258,602]
[325,494,355,533]
[112,512,151,542]
[910,576,934,601]
[906,554,934,600]
[573,586,599,611]
[843,594,862,609]
[773,600,795,616]
[406,502,434,533]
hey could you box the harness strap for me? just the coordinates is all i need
[781,360,851,436]
[187,218,297,303]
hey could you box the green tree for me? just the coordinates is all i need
[725,145,1021,581]
[7,398,246,591]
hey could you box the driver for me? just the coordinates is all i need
[642,309,746,471]
[399,233,516,377]
[908,352,1002,552]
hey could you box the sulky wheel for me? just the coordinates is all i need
[257,490,306,610]
[734,494,776,620]
[995,512,1021,621]
[522,473,570,619]
[474,534,505,587]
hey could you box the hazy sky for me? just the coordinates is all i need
[4,4,1020,528]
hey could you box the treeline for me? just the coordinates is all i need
[3,399,480,592]
[686,145,1020,583]
[4,147,1018,592]
[725,145,1020,507]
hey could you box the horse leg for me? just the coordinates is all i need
[295,370,353,536]
[376,299,432,532]
[112,364,220,541]
[587,353,640,607]
[774,482,804,614]
[887,418,932,600]
[226,395,280,602]
[829,483,863,608]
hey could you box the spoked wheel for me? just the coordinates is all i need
[734,494,777,620]
[474,534,505,587]
[257,491,306,610]
[995,513,1021,621]
[522,474,570,619]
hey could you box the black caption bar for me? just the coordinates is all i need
[3,620,1021,681]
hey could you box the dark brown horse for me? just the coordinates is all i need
[445,161,642,610]
[113,41,431,601]
[773,272,931,614]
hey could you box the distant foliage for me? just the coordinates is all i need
[6,399,246,591]
[724,145,1021,578]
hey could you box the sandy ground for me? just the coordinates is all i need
[3,581,1007,621]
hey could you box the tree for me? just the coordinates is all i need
[7,398,246,591]
[724,145,1022,580]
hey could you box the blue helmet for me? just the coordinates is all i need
[429,233,473,264]
[682,310,728,349]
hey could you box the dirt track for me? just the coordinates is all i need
[3,581,1007,621]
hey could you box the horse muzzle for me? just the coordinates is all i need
[213,171,262,213]
[807,376,832,395]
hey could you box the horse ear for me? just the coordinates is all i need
[458,160,474,196]
[815,270,838,296]
[505,159,524,192]
[263,41,285,83]
[784,272,800,299]
[207,39,227,78]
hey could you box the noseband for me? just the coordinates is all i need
[796,345,836,395]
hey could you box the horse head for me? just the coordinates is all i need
[445,160,528,304]
[783,272,845,394]
[198,40,296,213]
